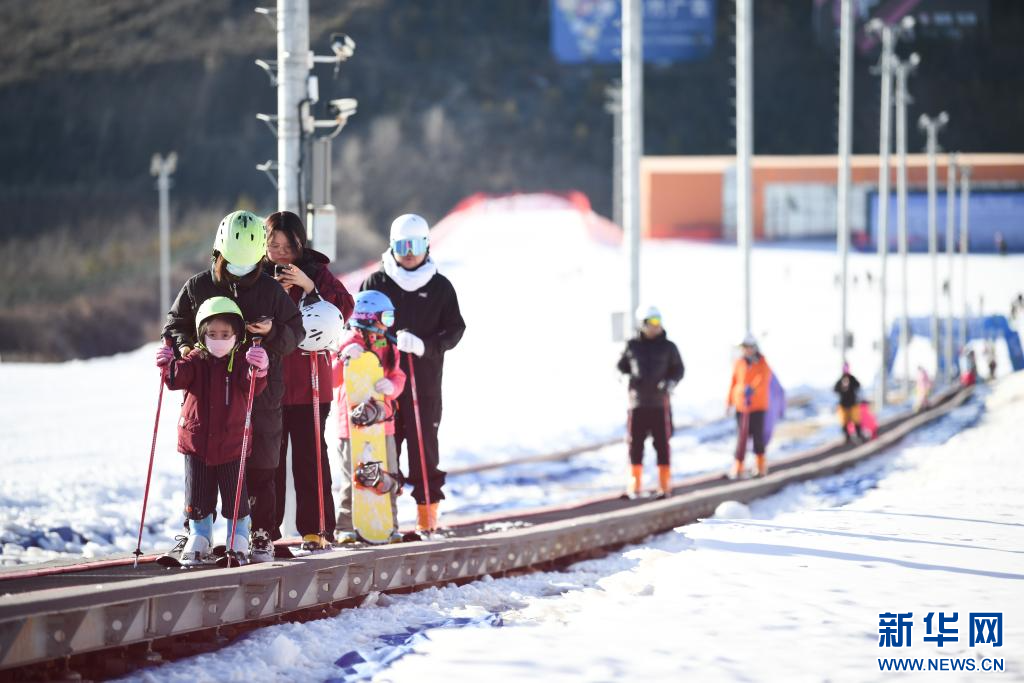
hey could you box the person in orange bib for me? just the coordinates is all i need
[726,333,773,478]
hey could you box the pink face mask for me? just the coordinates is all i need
[205,336,236,358]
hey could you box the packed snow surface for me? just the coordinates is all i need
[112,370,1024,682]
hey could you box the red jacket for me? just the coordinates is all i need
[281,254,355,405]
[165,349,267,465]
[332,331,407,439]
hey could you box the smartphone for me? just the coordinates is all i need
[274,263,290,277]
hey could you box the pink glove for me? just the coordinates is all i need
[374,378,395,396]
[246,346,269,377]
[156,345,174,368]
[340,343,363,360]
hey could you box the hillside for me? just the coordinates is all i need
[1,0,1023,360]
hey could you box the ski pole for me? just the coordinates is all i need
[406,353,433,530]
[310,350,327,545]
[227,337,262,566]
[132,335,173,569]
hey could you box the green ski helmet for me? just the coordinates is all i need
[195,296,244,337]
[213,210,266,266]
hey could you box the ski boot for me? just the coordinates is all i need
[180,514,214,567]
[410,503,440,540]
[301,533,332,552]
[248,528,274,564]
[334,530,359,545]
[654,465,672,499]
[620,464,644,500]
[220,515,251,567]
[388,530,404,544]
[727,459,745,481]
[753,454,768,478]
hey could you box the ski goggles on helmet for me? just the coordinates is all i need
[643,316,662,327]
[391,236,429,257]
[352,310,395,328]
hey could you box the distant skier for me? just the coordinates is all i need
[616,305,685,499]
[726,334,773,478]
[914,366,933,411]
[983,340,997,380]
[833,363,865,443]
[960,349,978,387]
[360,214,466,533]
[155,297,269,566]
[332,291,407,544]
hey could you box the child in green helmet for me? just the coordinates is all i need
[155,296,270,566]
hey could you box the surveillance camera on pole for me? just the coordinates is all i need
[330,33,356,61]
[866,15,914,409]
[918,112,948,381]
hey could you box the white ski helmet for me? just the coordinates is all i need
[389,213,430,241]
[741,332,758,348]
[298,299,345,352]
[635,304,662,325]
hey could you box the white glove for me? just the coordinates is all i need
[374,378,395,396]
[340,343,363,360]
[396,331,425,357]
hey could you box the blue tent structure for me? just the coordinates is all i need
[885,315,1023,376]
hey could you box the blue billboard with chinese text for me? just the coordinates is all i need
[551,0,716,64]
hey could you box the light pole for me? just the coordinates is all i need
[836,0,854,367]
[894,52,919,395]
[945,153,957,380]
[621,0,643,322]
[150,152,177,320]
[918,112,948,380]
[736,0,754,335]
[276,0,310,215]
[605,80,623,229]
[958,165,972,357]
[866,15,914,409]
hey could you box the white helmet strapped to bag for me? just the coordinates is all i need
[298,299,345,352]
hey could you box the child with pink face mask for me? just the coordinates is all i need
[155,296,270,566]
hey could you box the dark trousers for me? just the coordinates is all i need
[627,404,673,466]
[735,410,767,459]
[183,454,249,521]
[275,403,334,537]
[246,466,277,537]
[248,407,282,537]
[394,391,447,505]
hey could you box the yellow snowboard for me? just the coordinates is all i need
[345,351,396,544]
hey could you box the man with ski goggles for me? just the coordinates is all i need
[359,213,466,536]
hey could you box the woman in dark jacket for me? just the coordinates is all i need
[265,211,354,549]
[164,210,304,562]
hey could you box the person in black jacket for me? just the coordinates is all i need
[164,211,304,560]
[617,305,685,499]
[833,362,864,443]
[360,214,466,533]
